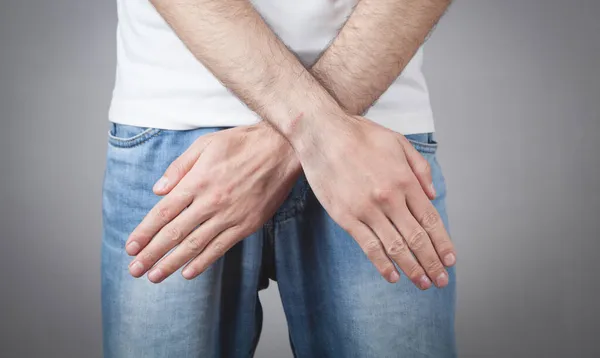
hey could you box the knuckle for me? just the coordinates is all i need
[167,226,182,242]
[155,206,170,222]
[363,240,382,254]
[425,259,445,273]
[421,211,440,230]
[186,236,203,251]
[212,241,226,256]
[418,161,431,176]
[177,189,194,200]
[171,162,186,177]
[407,229,428,251]
[372,187,393,203]
[386,238,407,256]
[141,251,155,263]
[208,192,224,207]
[192,179,208,192]
[395,175,413,189]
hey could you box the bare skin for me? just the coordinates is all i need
[127,120,442,288]
[126,0,456,289]
[126,122,300,282]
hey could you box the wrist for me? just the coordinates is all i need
[258,120,303,179]
[288,108,352,159]
[282,102,349,158]
[261,69,347,153]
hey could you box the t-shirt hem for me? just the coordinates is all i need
[109,100,435,135]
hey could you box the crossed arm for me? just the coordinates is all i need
[151,0,450,140]
[125,0,456,289]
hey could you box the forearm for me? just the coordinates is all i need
[281,0,452,172]
[150,0,345,148]
[150,0,450,155]
[311,0,452,116]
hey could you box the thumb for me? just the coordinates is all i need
[398,135,436,200]
[153,137,212,195]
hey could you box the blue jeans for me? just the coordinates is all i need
[101,123,457,358]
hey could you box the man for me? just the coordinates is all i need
[102,0,457,357]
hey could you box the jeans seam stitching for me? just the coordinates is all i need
[406,139,437,154]
[272,177,310,223]
[107,129,163,148]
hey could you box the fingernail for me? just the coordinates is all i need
[389,271,400,283]
[430,183,436,197]
[444,253,456,266]
[419,275,432,290]
[182,267,196,279]
[148,268,164,283]
[129,261,144,277]
[435,272,448,287]
[125,241,140,255]
[153,176,168,192]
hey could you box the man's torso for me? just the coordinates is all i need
[109,0,435,134]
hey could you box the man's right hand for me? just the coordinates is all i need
[293,113,456,289]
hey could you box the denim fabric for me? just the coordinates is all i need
[101,123,456,358]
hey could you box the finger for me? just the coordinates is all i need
[405,187,456,268]
[153,136,213,195]
[391,203,449,288]
[366,211,432,290]
[148,217,227,282]
[347,220,400,283]
[128,203,210,280]
[398,135,435,200]
[181,225,245,280]
[125,189,194,256]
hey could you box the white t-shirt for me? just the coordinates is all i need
[109,0,435,135]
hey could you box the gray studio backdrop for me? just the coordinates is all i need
[1,0,599,357]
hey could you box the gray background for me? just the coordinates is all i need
[1,0,598,357]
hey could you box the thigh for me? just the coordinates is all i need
[275,133,457,358]
[101,123,265,358]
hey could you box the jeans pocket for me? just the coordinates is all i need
[404,132,438,155]
[107,122,163,148]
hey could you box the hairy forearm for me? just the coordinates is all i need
[150,0,345,148]
[312,0,452,116]
[150,0,450,155]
